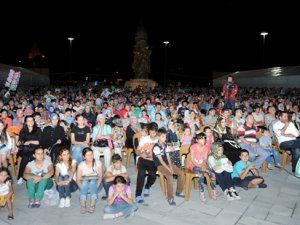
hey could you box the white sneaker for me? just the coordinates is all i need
[65,197,71,207]
[230,189,241,200]
[103,214,116,220]
[17,178,23,185]
[59,198,65,208]
[224,189,234,201]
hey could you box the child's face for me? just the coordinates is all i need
[0,171,8,183]
[116,183,125,191]
[159,133,167,143]
[217,147,224,156]
[184,128,191,135]
[61,150,70,162]
[113,160,122,170]
[141,129,148,136]
[205,129,212,136]
[197,137,206,145]
[240,152,249,163]
[263,131,270,138]
[149,130,157,138]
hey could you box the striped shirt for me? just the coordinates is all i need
[237,124,258,143]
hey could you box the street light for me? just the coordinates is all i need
[260,32,268,67]
[163,40,170,87]
[68,37,74,74]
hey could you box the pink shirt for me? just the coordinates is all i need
[108,184,131,204]
[181,134,193,145]
[188,143,210,171]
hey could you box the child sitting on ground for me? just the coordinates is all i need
[259,129,281,169]
[232,149,267,190]
[104,154,129,199]
[0,167,14,220]
[103,176,138,219]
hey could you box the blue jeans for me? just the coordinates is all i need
[79,179,103,201]
[104,202,138,218]
[265,149,280,164]
[280,139,300,172]
[239,142,268,169]
[57,175,71,198]
[224,100,235,111]
[71,145,84,164]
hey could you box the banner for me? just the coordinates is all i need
[5,69,21,91]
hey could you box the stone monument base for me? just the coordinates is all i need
[124,79,158,90]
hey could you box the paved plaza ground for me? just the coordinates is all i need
[0,161,300,225]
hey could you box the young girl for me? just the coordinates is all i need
[0,167,14,219]
[55,148,77,208]
[0,120,12,167]
[23,148,54,208]
[180,126,193,146]
[188,133,216,202]
[76,147,103,214]
[203,126,214,153]
[103,175,138,219]
[208,142,240,201]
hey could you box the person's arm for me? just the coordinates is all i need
[119,188,133,204]
[190,148,202,168]
[43,163,54,179]
[85,132,91,146]
[107,189,119,206]
[96,163,103,188]
[23,165,41,183]
[104,171,116,182]
[76,165,83,189]
[68,161,77,182]
[239,163,254,180]
[54,166,64,186]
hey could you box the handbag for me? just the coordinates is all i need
[93,138,109,147]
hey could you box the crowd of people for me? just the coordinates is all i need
[0,75,299,220]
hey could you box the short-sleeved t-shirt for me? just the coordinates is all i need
[106,165,127,175]
[56,160,77,176]
[138,135,158,159]
[231,160,250,179]
[27,158,53,176]
[71,125,90,142]
[108,184,131,205]
[153,142,168,166]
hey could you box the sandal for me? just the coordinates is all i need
[88,205,95,213]
[80,201,87,214]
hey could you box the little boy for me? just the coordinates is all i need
[232,150,267,190]
[153,128,184,206]
[259,129,281,169]
[103,154,129,199]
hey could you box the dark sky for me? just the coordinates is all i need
[0,1,299,83]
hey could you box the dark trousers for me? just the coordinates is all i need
[215,171,235,191]
[224,100,235,111]
[135,158,157,197]
[280,139,300,172]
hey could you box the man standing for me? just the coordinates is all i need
[222,75,238,111]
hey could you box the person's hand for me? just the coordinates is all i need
[248,163,255,170]
[56,139,62,144]
[33,176,42,184]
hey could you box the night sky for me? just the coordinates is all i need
[0,1,299,84]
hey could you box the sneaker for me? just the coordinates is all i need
[59,198,65,208]
[65,197,71,207]
[101,195,108,200]
[258,183,267,188]
[275,163,282,168]
[230,189,241,200]
[211,190,217,200]
[267,163,273,170]
[135,196,144,203]
[103,214,116,220]
[199,192,206,203]
[34,200,41,208]
[225,190,234,201]
[143,189,150,197]
[175,192,185,198]
[168,199,176,206]
[17,178,24,185]
[28,201,35,208]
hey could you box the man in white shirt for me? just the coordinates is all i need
[273,111,300,173]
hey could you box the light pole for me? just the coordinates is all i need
[68,37,74,79]
[260,32,268,68]
[163,40,170,87]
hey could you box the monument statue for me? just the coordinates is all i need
[132,26,152,79]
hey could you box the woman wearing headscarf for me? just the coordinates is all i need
[213,117,241,164]
[41,113,67,163]
[208,142,240,201]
